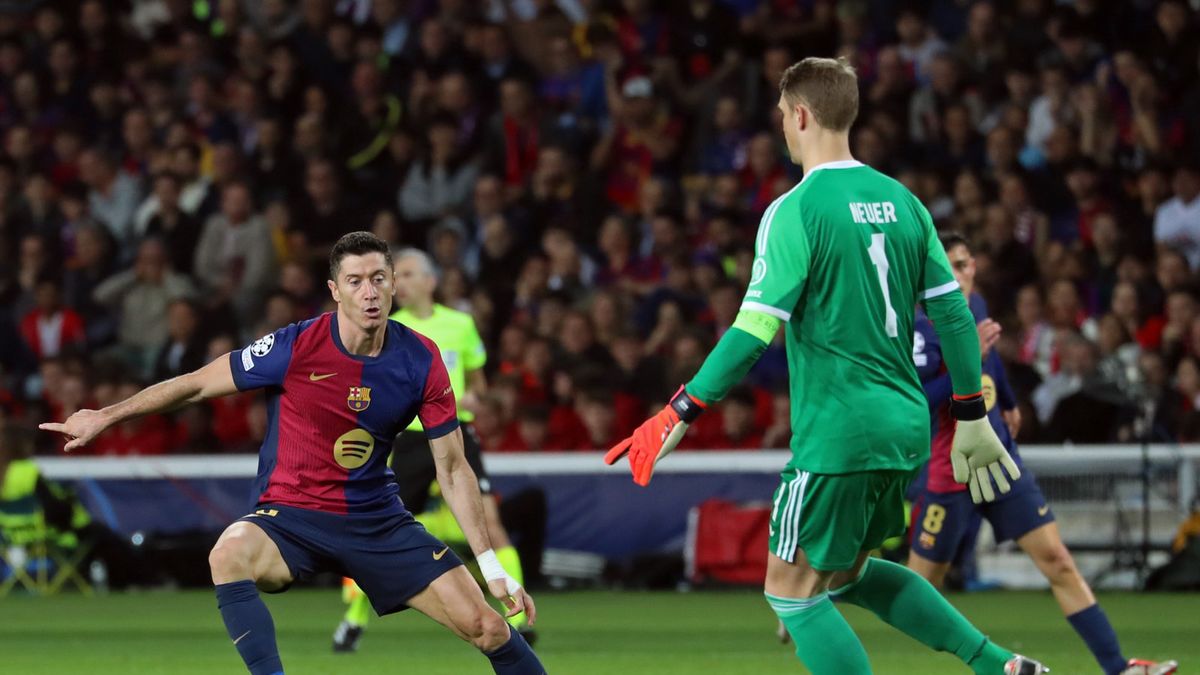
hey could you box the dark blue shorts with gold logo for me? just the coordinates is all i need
[239,503,463,615]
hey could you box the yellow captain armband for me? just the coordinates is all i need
[731,309,782,345]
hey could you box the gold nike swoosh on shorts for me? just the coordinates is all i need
[309,372,337,381]
[432,546,450,560]
[1038,505,1050,516]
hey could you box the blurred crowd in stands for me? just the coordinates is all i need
[1,0,1200,453]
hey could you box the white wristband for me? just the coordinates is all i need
[477,549,506,581]
[477,549,522,594]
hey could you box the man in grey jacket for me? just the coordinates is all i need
[193,181,278,329]
[93,238,196,377]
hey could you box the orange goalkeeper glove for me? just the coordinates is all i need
[604,386,706,486]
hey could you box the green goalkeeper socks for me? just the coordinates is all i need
[766,592,872,673]
[831,558,1012,674]
[497,545,527,628]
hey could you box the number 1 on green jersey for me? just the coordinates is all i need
[867,233,898,338]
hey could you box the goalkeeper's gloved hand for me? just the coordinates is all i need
[604,386,706,486]
[950,393,1021,504]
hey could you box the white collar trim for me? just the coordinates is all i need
[805,159,863,175]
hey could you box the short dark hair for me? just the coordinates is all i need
[940,231,970,254]
[329,231,393,280]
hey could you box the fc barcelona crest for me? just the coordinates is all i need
[347,386,372,412]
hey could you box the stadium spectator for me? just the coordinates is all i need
[485,76,549,190]
[592,76,682,214]
[78,148,143,256]
[151,299,207,382]
[399,111,481,227]
[509,404,552,452]
[18,275,85,361]
[93,238,196,376]
[576,385,618,450]
[1032,332,1098,426]
[10,234,53,326]
[62,222,116,347]
[193,181,277,328]
[1154,163,1200,268]
[168,143,213,217]
[139,172,203,275]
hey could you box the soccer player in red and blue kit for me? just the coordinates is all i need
[908,232,1175,675]
[41,232,546,675]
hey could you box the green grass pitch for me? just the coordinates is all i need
[1,589,1192,673]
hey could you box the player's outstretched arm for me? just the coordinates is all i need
[39,354,238,452]
[430,430,535,623]
[607,188,809,484]
[605,309,777,486]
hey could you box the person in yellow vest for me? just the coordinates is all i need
[1,424,49,586]
[1,423,150,591]
[334,248,534,651]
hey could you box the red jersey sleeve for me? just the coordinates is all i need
[416,336,460,439]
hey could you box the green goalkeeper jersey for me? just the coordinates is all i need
[744,160,959,475]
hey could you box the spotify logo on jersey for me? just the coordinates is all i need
[334,428,375,469]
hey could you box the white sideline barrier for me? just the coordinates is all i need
[34,446,1199,590]
[35,444,1200,513]
[34,444,1200,475]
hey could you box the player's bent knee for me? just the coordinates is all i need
[208,538,251,582]
[209,523,271,584]
[479,611,513,652]
[466,610,512,652]
[1038,544,1079,584]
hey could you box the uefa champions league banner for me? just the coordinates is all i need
[35,447,1200,559]
[37,453,786,559]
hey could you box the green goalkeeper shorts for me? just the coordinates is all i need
[768,467,919,571]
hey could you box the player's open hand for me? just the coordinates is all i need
[950,417,1021,504]
[487,578,537,625]
[604,387,705,486]
[39,408,111,452]
[604,414,689,487]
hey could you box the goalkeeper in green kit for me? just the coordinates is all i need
[604,57,1047,675]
